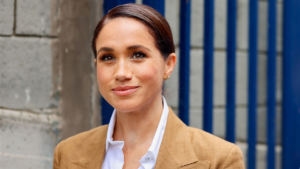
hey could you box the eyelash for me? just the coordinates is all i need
[100,55,114,61]
[131,51,147,59]
[99,51,147,61]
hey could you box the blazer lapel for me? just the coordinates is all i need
[69,125,108,169]
[155,108,211,169]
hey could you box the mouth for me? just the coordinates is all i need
[112,86,139,96]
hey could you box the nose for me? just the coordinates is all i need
[114,59,132,81]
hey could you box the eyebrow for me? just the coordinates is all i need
[97,45,151,55]
[97,47,114,54]
[127,45,151,51]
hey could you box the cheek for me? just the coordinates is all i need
[96,66,112,88]
[136,63,163,86]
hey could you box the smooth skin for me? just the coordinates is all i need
[94,17,176,169]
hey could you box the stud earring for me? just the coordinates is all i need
[164,75,170,80]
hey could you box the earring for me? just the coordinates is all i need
[164,75,170,80]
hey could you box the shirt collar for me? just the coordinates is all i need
[105,96,169,162]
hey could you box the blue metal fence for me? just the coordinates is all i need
[178,0,191,125]
[101,0,300,168]
[142,0,165,17]
[203,0,214,134]
[267,0,277,169]
[247,0,259,168]
[282,0,300,168]
[226,0,237,144]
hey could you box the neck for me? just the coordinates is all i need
[113,94,163,150]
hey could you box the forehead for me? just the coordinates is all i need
[96,17,155,48]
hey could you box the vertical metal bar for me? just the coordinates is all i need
[225,0,237,143]
[101,0,135,125]
[203,0,214,133]
[104,0,116,14]
[247,0,258,168]
[142,0,165,17]
[179,0,191,125]
[282,0,293,167]
[118,0,135,4]
[101,98,114,125]
[282,0,300,168]
[267,0,277,169]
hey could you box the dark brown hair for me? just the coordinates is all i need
[91,3,175,60]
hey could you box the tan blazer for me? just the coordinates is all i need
[53,107,245,169]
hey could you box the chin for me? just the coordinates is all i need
[114,105,139,113]
[111,99,144,113]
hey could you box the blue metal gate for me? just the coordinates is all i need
[100,0,300,168]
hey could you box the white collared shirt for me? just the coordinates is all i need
[102,97,169,169]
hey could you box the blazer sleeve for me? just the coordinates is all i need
[222,145,245,169]
[53,142,62,169]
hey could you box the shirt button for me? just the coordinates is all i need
[146,157,150,161]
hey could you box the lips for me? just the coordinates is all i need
[112,86,139,96]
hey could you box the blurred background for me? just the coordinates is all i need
[1,0,299,169]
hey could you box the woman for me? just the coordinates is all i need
[53,3,245,169]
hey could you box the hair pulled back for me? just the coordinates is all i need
[92,3,175,60]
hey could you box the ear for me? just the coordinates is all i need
[164,53,176,77]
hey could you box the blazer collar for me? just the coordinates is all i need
[155,107,210,169]
[69,107,210,169]
[69,125,108,169]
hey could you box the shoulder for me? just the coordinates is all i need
[53,125,108,169]
[59,125,108,147]
[56,125,108,155]
[187,127,233,151]
[186,127,245,168]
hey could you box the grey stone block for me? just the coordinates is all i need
[171,108,179,117]
[236,142,282,169]
[191,0,228,49]
[190,49,203,108]
[236,106,282,144]
[16,0,56,36]
[235,51,248,105]
[165,49,227,108]
[213,108,226,138]
[1,156,53,169]
[213,52,227,105]
[237,0,282,52]
[0,109,58,169]
[214,0,227,49]
[0,37,53,109]
[166,49,282,108]
[236,52,282,105]
[189,108,202,129]
[191,0,204,47]
[189,107,226,139]
[165,0,180,46]
[0,0,14,35]
[189,50,227,107]
[135,0,142,4]
[189,105,282,145]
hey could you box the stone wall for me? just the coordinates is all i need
[163,0,283,168]
[0,0,102,168]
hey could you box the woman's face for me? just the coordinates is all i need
[95,17,175,113]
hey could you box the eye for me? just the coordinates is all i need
[131,51,146,59]
[100,55,115,61]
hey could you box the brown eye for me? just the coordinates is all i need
[131,52,146,59]
[101,55,115,61]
